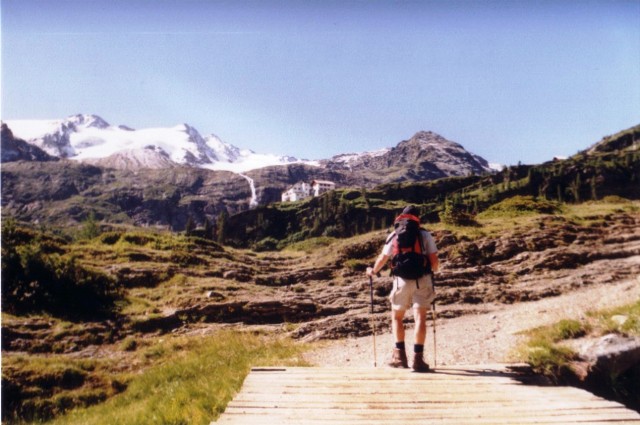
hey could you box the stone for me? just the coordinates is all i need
[579,334,640,377]
[611,315,629,326]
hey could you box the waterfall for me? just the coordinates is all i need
[239,173,259,208]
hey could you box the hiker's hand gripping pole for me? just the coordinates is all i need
[368,275,378,367]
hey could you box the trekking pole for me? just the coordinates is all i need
[368,275,378,367]
[430,272,437,369]
[431,302,437,368]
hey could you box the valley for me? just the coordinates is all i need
[1,122,639,423]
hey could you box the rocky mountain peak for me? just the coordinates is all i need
[411,130,448,142]
[66,114,110,129]
[402,131,464,151]
[321,131,492,183]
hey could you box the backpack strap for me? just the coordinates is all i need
[385,231,396,245]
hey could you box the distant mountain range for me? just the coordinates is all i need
[2,114,495,176]
[3,114,306,172]
[1,113,495,229]
[1,115,638,231]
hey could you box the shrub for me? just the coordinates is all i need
[253,237,279,252]
[482,196,561,218]
[601,195,631,204]
[120,233,155,246]
[341,189,361,201]
[169,250,206,267]
[1,222,121,320]
[99,232,122,245]
[439,201,480,227]
[77,212,101,240]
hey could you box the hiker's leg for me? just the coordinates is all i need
[412,274,434,346]
[413,307,428,345]
[389,309,409,368]
[412,306,430,372]
[392,309,406,343]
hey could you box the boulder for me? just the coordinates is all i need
[575,334,640,378]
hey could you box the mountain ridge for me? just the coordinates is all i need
[2,115,312,172]
[3,114,494,176]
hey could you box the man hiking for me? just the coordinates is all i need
[366,205,439,372]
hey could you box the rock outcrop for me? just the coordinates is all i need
[1,124,57,163]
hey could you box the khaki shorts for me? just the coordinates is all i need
[389,274,435,311]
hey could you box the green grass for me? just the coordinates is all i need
[587,299,640,336]
[478,196,562,219]
[284,236,338,253]
[2,354,126,424]
[517,319,589,378]
[47,330,309,425]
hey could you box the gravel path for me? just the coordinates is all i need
[304,277,640,368]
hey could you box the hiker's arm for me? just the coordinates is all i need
[366,254,389,277]
[429,253,439,273]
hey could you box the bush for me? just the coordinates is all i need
[1,222,121,319]
[169,250,206,267]
[439,201,480,227]
[341,189,361,201]
[99,232,122,245]
[253,237,279,252]
[482,196,561,217]
[120,233,155,246]
[601,195,632,204]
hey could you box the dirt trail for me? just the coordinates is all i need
[304,276,640,368]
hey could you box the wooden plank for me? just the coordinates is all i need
[216,414,640,425]
[221,405,640,417]
[227,400,625,411]
[212,366,640,425]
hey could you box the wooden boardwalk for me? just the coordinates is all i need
[213,365,640,425]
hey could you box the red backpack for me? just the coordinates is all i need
[389,214,431,280]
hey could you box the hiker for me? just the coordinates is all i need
[366,205,439,372]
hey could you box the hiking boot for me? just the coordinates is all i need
[412,353,430,373]
[388,348,409,368]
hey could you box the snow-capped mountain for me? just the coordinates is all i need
[3,114,306,172]
[3,114,494,178]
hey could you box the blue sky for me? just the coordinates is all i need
[2,0,639,166]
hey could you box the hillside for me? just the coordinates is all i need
[2,197,640,422]
[224,124,640,248]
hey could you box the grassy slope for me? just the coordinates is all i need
[47,331,309,425]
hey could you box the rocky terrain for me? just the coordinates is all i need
[4,208,639,356]
[0,125,57,163]
[2,201,640,421]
